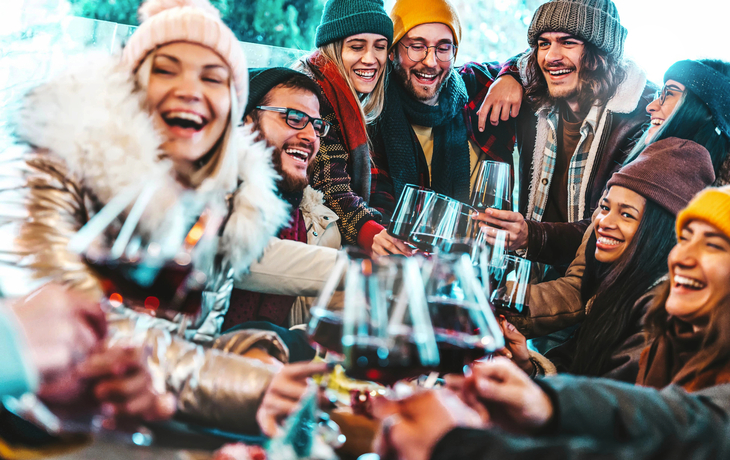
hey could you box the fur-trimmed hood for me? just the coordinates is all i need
[14,53,289,275]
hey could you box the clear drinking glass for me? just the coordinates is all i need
[307,247,370,356]
[341,255,440,386]
[387,185,435,241]
[470,160,513,212]
[424,249,505,374]
[409,194,461,252]
[68,176,227,334]
[487,255,534,314]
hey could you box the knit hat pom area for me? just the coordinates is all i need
[138,0,221,21]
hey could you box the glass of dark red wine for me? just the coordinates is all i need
[470,160,512,212]
[307,247,371,356]
[487,254,533,314]
[68,176,227,334]
[341,255,440,386]
[423,247,505,375]
[388,185,435,241]
[408,194,463,252]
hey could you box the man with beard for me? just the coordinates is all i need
[225,68,341,333]
[478,0,656,267]
[368,0,518,255]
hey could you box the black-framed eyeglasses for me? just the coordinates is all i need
[654,84,685,106]
[255,106,331,137]
[399,42,457,63]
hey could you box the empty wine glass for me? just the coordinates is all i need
[424,248,505,374]
[388,185,435,241]
[341,255,440,386]
[471,160,512,212]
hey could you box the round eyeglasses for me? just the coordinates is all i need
[255,106,331,137]
[399,42,457,63]
[654,84,685,106]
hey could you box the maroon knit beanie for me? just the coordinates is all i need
[606,137,715,215]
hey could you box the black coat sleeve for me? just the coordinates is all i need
[431,376,730,460]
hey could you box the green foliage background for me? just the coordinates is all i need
[66,0,326,50]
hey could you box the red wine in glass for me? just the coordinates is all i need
[408,233,449,252]
[85,256,206,317]
[344,337,431,386]
[308,308,344,355]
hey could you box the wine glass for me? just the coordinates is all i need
[307,247,370,356]
[68,176,227,334]
[487,255,533,314]
[470,160,512,212]
[424,247,505,375]
[341,255,440,386]
[47,175,227,441]
[408,194,461,252]
[387,185,434,241]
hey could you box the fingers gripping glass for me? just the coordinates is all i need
[400,42,457,63]
[255,106,331,137]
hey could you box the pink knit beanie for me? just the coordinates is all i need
[121,0,248,113]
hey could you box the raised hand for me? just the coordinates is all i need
[477,75,523,131]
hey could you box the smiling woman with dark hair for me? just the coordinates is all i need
[500,137,715,382]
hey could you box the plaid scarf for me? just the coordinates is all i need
[306,51,371,201]
[379,68,471,203]
[530,106,599,222]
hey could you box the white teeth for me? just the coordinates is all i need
[651,119,664,126]
[415,72,437,80]
[164,111,204,125]
[674,275,706,290]
[354,69,376,78]
[597,236,621,246]
[549,69,573,76]
[285,148,309,162]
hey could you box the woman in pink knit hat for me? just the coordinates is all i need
[2,0,328,433]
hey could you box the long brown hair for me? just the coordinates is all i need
[519,40,627,112]
[644,265,730,379]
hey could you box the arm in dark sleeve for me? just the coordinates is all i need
[431,378,730,460]
[524,218,591,266]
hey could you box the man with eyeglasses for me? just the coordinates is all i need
[478,0,657,274]
[228,68,341,332]
[367,0,518,256]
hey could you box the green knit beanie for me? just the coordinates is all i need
[527,0,628,61]
[315,0,394,48]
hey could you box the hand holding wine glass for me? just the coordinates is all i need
[477,209,529,251]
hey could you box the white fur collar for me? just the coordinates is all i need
[15,54,289,273]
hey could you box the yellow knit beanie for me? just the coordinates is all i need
[676,186,730,240]
[390,0,461,51]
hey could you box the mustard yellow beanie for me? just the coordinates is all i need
[390,0,461,51]
[676,186,730,240]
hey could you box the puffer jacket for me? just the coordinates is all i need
[1,55,292,431]
[517,61,656,266]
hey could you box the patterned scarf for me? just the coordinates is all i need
[378,68,470,203]
[306,51,371,201]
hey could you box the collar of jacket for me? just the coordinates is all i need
[14,53,289,274]
[526,60,648,221]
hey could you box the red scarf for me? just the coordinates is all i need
[307,51,369,156]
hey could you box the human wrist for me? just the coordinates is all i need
[357,220,385,250]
